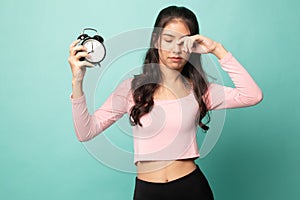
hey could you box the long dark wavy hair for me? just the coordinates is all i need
[129,5,210,131]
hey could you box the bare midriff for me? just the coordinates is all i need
[136,159,197,183]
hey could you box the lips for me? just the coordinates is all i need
[169,57,183,62]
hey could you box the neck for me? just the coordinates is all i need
[159,66,183,85]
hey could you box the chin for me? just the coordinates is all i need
[169,61,187,69]
[167,63,185,71]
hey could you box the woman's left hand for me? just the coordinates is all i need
[178,34,218,54]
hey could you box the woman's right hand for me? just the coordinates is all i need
[68,39,95,82]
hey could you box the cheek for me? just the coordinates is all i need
[181,52,190,62]
[158,48,169,59]
[158,38,174,53]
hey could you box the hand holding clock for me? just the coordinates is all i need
[68,39,95,82]
[68,28,106,83]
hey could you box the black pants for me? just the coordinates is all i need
[133,165,214,200]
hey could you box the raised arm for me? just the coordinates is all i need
[70,79,132,142]
[68,39,133,142]
[205,45,263,110]
[179,35,263,110]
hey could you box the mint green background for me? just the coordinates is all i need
[1,0,299,199]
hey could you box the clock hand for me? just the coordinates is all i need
[87,43,94,54]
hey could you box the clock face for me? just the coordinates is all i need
[82,39,106,63]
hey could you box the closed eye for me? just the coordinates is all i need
[164,39,173,43]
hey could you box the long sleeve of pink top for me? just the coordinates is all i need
[70,52,263,142]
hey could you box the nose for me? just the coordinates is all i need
[172,42,182,54]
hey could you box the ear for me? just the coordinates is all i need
[154,40,158,48]
[152,33,159,48]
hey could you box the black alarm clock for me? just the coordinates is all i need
[77,28,106,65]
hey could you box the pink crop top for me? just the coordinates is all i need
[70,52,263,164]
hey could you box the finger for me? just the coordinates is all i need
[195,34,205,41]
[70,45,88,56]
[75,51,89,59]
[177,36,186,45]
[183,37,193,53]
[183,39,189,53]
[188,37,195,53]
[80,61,95,68]
[193,35,205,47]
[69,39,81,51]
[178,37,189,52]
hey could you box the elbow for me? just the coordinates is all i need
[257,89,264,103]
[74,127,91,142]
[77,136,89,142]
[76,130,99,142]
[249,88,264,106]
[76,132,90,142]
[74,122,102,142]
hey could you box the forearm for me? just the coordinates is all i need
[218,52,262,108]
[205,52,263,110]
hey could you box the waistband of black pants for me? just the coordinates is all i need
[135,164,200,185]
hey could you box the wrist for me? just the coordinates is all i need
[71,79,84,99]
[72,78,83,85]
[211,43,228,60]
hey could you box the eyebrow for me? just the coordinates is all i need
[162,33,190,38]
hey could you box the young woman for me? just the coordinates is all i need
[68,6,263,200]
